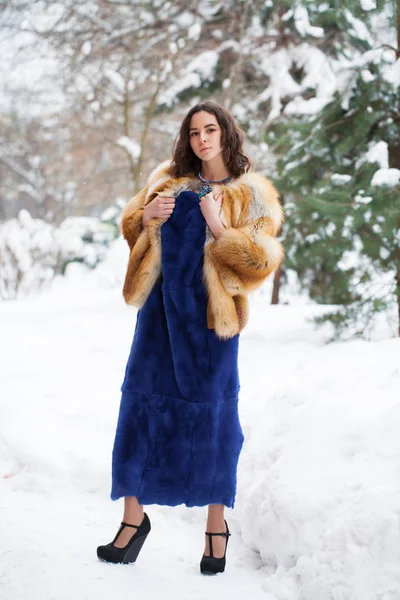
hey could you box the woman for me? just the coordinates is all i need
[97,101,284,574]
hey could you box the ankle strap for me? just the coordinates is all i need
[121,521,140,529]
[205,518,231,538]
[204,528,231,558]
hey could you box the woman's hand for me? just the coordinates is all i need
[142,195,175,227]
[199,191,225,239]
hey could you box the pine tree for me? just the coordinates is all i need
[270,1,400,338]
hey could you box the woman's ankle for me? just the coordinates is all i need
[123,496,144,524]
[123,509,144,524]
[206,504,225,530]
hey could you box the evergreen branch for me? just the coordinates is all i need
[378,44,400,58]
[325,117,353,131]
[306,195,354,208]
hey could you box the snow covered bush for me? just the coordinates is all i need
[0,209,118,300]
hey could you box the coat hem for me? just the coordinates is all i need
[110,491,236,509]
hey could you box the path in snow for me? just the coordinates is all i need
[0,288,269,600]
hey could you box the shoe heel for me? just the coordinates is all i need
[122,533,149,564]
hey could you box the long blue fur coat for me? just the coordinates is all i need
[111,164,284,508]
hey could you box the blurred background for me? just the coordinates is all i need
[0,0,399,338]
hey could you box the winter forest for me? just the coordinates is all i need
[0,0,399,337]
[1,1,400,600]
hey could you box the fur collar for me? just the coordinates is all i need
[142,160,283,232]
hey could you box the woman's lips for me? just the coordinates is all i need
[200,148,211,153]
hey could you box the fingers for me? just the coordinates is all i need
[158,196,175,205]
[203,191,222,202]
[157,195,175,218]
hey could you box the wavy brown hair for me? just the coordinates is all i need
[168,101,252,179]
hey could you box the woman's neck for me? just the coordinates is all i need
[200,156,230,182]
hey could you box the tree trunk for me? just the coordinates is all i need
[393,2,400,335]
[271,266,283,305]
[271,195,285,305]
[132,72,164,194]
[223,0,251,110]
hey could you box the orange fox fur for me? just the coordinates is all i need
[121,161,285,339]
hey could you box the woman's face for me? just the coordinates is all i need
[189,111,223,162]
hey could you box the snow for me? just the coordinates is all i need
[185,51,219,82]
[188,22,202,41]
[371,168,400,188]
[354,194,373,204]
[258,44,336,121]
[361,68,375,82]
[293,6,324,39]
[356,140,389,170]
[344,9,374,45]
[284,96,330,117]
[366,141,389,168]
[336,46,396,111]
[0,212,118,300]
[281,9,294,22]
[59,216,116,243]
[1,251,399,599]
[386,59,400,87]
[158,51,219,107]
[175,11,195,28]
[331,174,352,185]
[117,136,141,160]
[238,319,400,598]
[0,22,65,117]
[104,69,126,93]
[101,206,120,222]
[360,0,377,11]
[81,41,92,56]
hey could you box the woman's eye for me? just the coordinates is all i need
[190,129,215,136]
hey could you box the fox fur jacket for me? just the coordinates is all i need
[121,160,284,340]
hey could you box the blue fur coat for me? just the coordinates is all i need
[111,164,284,508]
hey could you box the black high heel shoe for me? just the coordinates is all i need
[200,519,231,575]
[97,513,151,564]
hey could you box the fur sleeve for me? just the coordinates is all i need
[120,160,172,306]
[120,186,148,251]
[206,175,285,296]
[121,159,172,250]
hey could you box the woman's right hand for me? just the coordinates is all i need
[142,195,175,227]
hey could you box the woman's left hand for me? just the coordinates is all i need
[199,191,225,239]
[199,191,222,219]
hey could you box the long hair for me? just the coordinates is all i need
[168,101,252,179]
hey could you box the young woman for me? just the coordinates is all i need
[97,101,284,574]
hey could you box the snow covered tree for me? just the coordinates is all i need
[1,0,398,328]
[0,0,214,216]
[265,1,400,337]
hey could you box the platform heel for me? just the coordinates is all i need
[97,512,151,564]
[200,519,231,575]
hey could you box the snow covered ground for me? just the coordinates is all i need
[1,249,399,600]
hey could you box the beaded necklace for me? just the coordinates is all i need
[197,171,232,198]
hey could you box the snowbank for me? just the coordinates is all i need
[238,298,400,598]
[0,271,399,599]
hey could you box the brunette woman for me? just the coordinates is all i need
[97,101,284,574]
